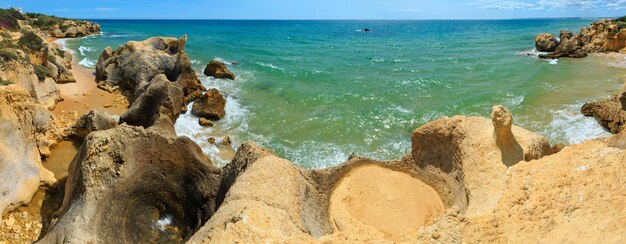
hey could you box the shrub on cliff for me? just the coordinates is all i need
[27,14,66,30]
[0,8,24,30]
[17,31,43,51]
[32,64,52,81]
[0,49,18,61]
[0,78,12,86]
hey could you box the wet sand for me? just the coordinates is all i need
[329,165,445,240]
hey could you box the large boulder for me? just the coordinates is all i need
[39,125,222,243]
[581,92,626,134]
[203,60,235,80]
[534,33,559,52]
[119,74,184,128]
[540,31,587,59]
[191,88,226,120]
[72,110,117,139]
[0,85,56,216]
[95,35,206,103]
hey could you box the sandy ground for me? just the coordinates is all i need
[52,62,128,117]
[329,164,445,240]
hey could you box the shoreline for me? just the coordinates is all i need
[52,38,128,118]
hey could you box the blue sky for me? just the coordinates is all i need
[3,0,626,19]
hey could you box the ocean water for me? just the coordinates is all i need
[64,19,626,168]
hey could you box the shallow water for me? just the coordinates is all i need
[66,19,626,168]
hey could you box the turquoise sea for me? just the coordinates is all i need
[64,19,626,167]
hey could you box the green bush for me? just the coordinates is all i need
[29,15,65,30]
[0,78,12,86]
[32,64,52,81]
[17,31,43,51]
[0,49,18,61]
[46,54,55,63]
[0,8,22,30]
[56,48,65,58]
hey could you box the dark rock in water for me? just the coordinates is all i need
[120,74,184,128]
[95,35,206,103]
[364,28,370,32]
[191,88,226,120]
[38,125,222,243]
[203,60,235,80]
[582,94,626,134]
[72,110,117,139]
[534,33,559,52]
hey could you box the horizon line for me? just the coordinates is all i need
[78,16,612,21]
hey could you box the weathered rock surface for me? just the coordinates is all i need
[72,110,117,139]
[39,125,222,243]
[48,20,100,38]
[187,106,626,243]
[538,18,626,59]
[119,74,184,128]
[581,92,626,134]
[0,85,56,216]
[191,88,226,120]
[534,32,559,52]
[0,60,61,109]
[95,35,206,103]
[189,106,560,243]
[203,60,235,80]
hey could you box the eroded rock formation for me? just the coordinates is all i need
[538,18,626,59]
[0,85,56,216]
[189,106,555,242]
[582,91,626,134]
[39,125,222,243]
[95,35,206,103]
[72,110,117,139]
[191,88,226,120]
[120,74,184,128]
[534,32,558,52]
[203,60,235,80]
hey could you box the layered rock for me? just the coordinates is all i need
[0,59,61,109]
[534,32,559,52]
[538,18,626,59]
[203,60,235,80]
[39,125,222,243]
[0,85,56,216]
[189,106,554,242]
[119,74,184,128]
[95,35,206,103]
[191,88,226,120]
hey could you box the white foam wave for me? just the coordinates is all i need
[214,57,234,66]
[256,62,283,71]
[549,59,559,65]
[54,39,68,51]
[544,102,611,144]
[518,49,547,58]
[78,58,96,68]
[191,59,202,65]
[78,45,96,56]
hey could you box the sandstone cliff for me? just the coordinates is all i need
[536,18,626,59]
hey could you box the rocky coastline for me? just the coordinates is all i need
[1,9,626,243]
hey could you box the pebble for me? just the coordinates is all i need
[25,223,31,230]
[4,216,15,228]
[21,212,28,219]
[432,232,441,239]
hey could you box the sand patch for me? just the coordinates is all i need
[329,165,445,240]
[53,59,128,117]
